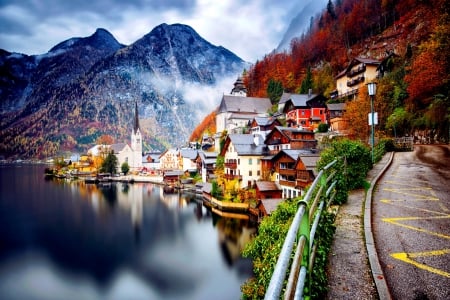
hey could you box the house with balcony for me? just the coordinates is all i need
[264,126,317,155]
[196,151,218,183]
[282,92,327,130]
[221,134,267,189]
[271,149,320,199]
[330,57,381,100]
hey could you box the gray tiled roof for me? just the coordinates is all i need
[299,154,320,169]
[327,103,346,111]
[180,149,198,160]
[288,94,319,107]
[229,134,266,155]
[110,143,127,153]
[261,199,285,215]
[218,95,272,114]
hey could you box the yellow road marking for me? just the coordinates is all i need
[382,215,450,239]
[391,249,450,278]
[380,199,447,215]
[382,188,439,200]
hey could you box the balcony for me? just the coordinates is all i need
[346,64,366,77]
[225,161,237,169]
[347,76,365,87]
[224,174,242,180]
[279,169,296,176]
[279,180,296,187]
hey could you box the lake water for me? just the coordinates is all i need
[0,164,255,300]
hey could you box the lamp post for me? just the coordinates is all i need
[367,82,377,163]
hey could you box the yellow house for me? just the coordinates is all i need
[331,57,380,100]
[220,134,266,189]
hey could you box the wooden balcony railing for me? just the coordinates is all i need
[225,162,237,169]
[224,174,242,180]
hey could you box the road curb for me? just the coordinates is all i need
[364,151,394,300]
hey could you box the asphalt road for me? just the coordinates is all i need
[372,145,450,300]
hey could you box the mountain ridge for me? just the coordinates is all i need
[0,24,247,159]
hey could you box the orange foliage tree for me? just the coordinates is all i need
[189,110,217,142]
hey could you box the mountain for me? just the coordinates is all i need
[276,0,328,52]
[0,24,247,159]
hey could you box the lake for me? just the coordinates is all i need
[0,164,255,300]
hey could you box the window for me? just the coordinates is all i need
[249,158,253,165]
[249,170,252,176]
[257,170,260,176]
[257,159,261,165]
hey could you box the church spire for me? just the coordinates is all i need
[134,100,140,132]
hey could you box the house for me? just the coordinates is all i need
[179,148,198,174]
[221,134,267,189]
[249,116,282,141]
[216,95,272,135]
[327,102,348,132]
[264,126,317,155]
[271,149,320,199]
[331,57,381,100]
[142,152,161,173]
[159,148,180,170]
[255,181,282,200]
[282,92,328,130]
[197,151,218,183]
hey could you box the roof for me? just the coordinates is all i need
[164,170,184,177]
[288,94,318,107]
[256,181,281,192]
[180,148,198,160]
[272,149,314,162]
[299,154,320,169]
[228,134,266,156]
[327,103,346,111]
[218,95,272,114]
[110,143,128,153]
[252,116,277,126]
[261,199,285,215]
[229,112,260,120]
[278,92,292,104]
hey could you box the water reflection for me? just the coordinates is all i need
[0,165,255,300]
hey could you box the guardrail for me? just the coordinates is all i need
[264,159,338,300]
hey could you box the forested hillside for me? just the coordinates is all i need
[192,0,449,143]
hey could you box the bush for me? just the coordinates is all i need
[317,123,329,133]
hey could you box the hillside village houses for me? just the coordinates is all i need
[83,56,389,215]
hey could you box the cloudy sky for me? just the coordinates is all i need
[0,0,326,63]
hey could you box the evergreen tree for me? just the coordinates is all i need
[101,152,118,174]
[299,67,314,94]
[267,79,284,105]
[121,161,130,175]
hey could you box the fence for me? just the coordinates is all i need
[264,159,338,300]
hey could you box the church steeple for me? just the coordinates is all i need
[230,75,247,96]
[134,100,140,133]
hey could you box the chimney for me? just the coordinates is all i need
[308,89,312,97]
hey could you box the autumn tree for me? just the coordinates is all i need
[96,134,114,145]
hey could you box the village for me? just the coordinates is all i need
[47,55,391,219]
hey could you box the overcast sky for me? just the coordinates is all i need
[0,0,325,62]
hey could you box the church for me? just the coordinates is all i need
[110,101,143,172]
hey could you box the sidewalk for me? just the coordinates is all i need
[325,152,393,300]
